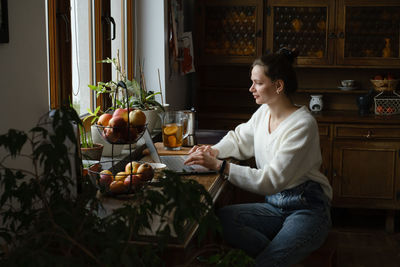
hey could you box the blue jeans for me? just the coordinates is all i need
[217,181,331,267]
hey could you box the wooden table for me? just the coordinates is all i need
[97,142,229,251]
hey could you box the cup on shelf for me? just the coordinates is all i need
[341,80,355,88]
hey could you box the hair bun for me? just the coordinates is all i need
[277,47,299,64]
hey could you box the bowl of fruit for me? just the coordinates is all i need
[96,108,147,144]
[89,160,155,197]
[370,74,398,92]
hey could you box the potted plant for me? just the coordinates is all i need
[88,51,164,134]
[0,107,252,266]
[79,111,103,161]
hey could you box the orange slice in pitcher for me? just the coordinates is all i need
[168,136,177,147]
[163,125,178,135]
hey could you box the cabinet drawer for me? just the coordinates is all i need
[334,125,400,139]
[318,124,330,138]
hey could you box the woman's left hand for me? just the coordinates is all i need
[184,145,222,171]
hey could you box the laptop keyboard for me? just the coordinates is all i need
[160,155,193,172]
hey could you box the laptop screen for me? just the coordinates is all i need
[142,129,163,163]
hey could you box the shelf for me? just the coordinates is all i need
[298,88,368,94]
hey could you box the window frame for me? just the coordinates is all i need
[48,0,134,111]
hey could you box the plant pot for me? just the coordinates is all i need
[143,109,159,134]
[81,143,104,161]
[91,125,124,156]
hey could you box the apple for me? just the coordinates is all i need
[97,113,112,126]
[387,73,395,80]
[113,108,129,122]
[123,174,142,188]
[109,116,128,133]
[115,171,128,182]
[129,109,146,126]
[109,180,127,194]
[373,75,383,80]
[103,127,120,143]
[125,161,141,174]
[99,170,113,186]
[137,163,154,181]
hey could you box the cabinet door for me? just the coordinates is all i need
[196,0,264,65]
[319,124,332,183]
[336,0,400,66]
[332,140,400,209]
[266,0,336,66]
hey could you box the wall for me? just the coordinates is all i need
[0,0,49,134]
[135,0,193,110]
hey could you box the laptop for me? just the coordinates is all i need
[143,130,216,175]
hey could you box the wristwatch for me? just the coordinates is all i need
[218,160,228,179]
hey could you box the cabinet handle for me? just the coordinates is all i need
[328,32,337,39]
[256,30,262,37]
[338,32,345,39]
[333,170,337,177]
[365,130,372,139]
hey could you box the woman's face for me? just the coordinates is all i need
[249,65,278,105]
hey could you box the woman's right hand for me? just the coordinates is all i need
[184,145,221,170]
[187,145,219,158]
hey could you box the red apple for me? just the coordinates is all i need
[97,113,112,126]
[113,108,129,122]
[109,116,128,134]
[137,163,154,181]
[373,75,383,80]
[129,109,146,126]
[123,174,142,188]
[99,170,113,186]
[103,127,120,143]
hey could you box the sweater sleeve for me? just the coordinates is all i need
[212,106,265,160]
[227,116,322,196]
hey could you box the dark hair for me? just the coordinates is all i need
[252,47,299,95]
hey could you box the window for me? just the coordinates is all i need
[48,0,134,114]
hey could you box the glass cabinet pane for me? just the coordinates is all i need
[273,6,328,59]
[204,5,257,57]
[344,6,400,59]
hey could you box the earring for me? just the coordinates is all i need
[276,90,280,95]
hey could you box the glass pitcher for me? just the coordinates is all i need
[159,111,189,150]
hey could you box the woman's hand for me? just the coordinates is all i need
[184,145,221,171]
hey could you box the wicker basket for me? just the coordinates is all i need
[370,79,399,92]
[374,91,400,115]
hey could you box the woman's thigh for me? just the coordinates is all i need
[255,207,331,267]
[217,203,284,257]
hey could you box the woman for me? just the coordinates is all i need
[184,48,332,266]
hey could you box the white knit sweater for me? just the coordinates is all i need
[213,105,332,200]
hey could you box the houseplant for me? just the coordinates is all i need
[88,52,164,134]
[0,107,253,266]
[80,111,104,161]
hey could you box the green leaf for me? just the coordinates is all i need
[0,129,27,158]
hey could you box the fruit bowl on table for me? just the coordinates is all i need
[87,160,155,197]
[95,108,148,144]
[95,124,147,144]
[370,79,399,91]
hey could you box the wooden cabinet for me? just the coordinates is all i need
[196,0,400,67]
[335,0,400,67]
[265,0,400,67]
[331,125,400,209]
[196,0,264,65]
[266,0,336,66]
[315,113,400,232]
[318,123,332,183]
